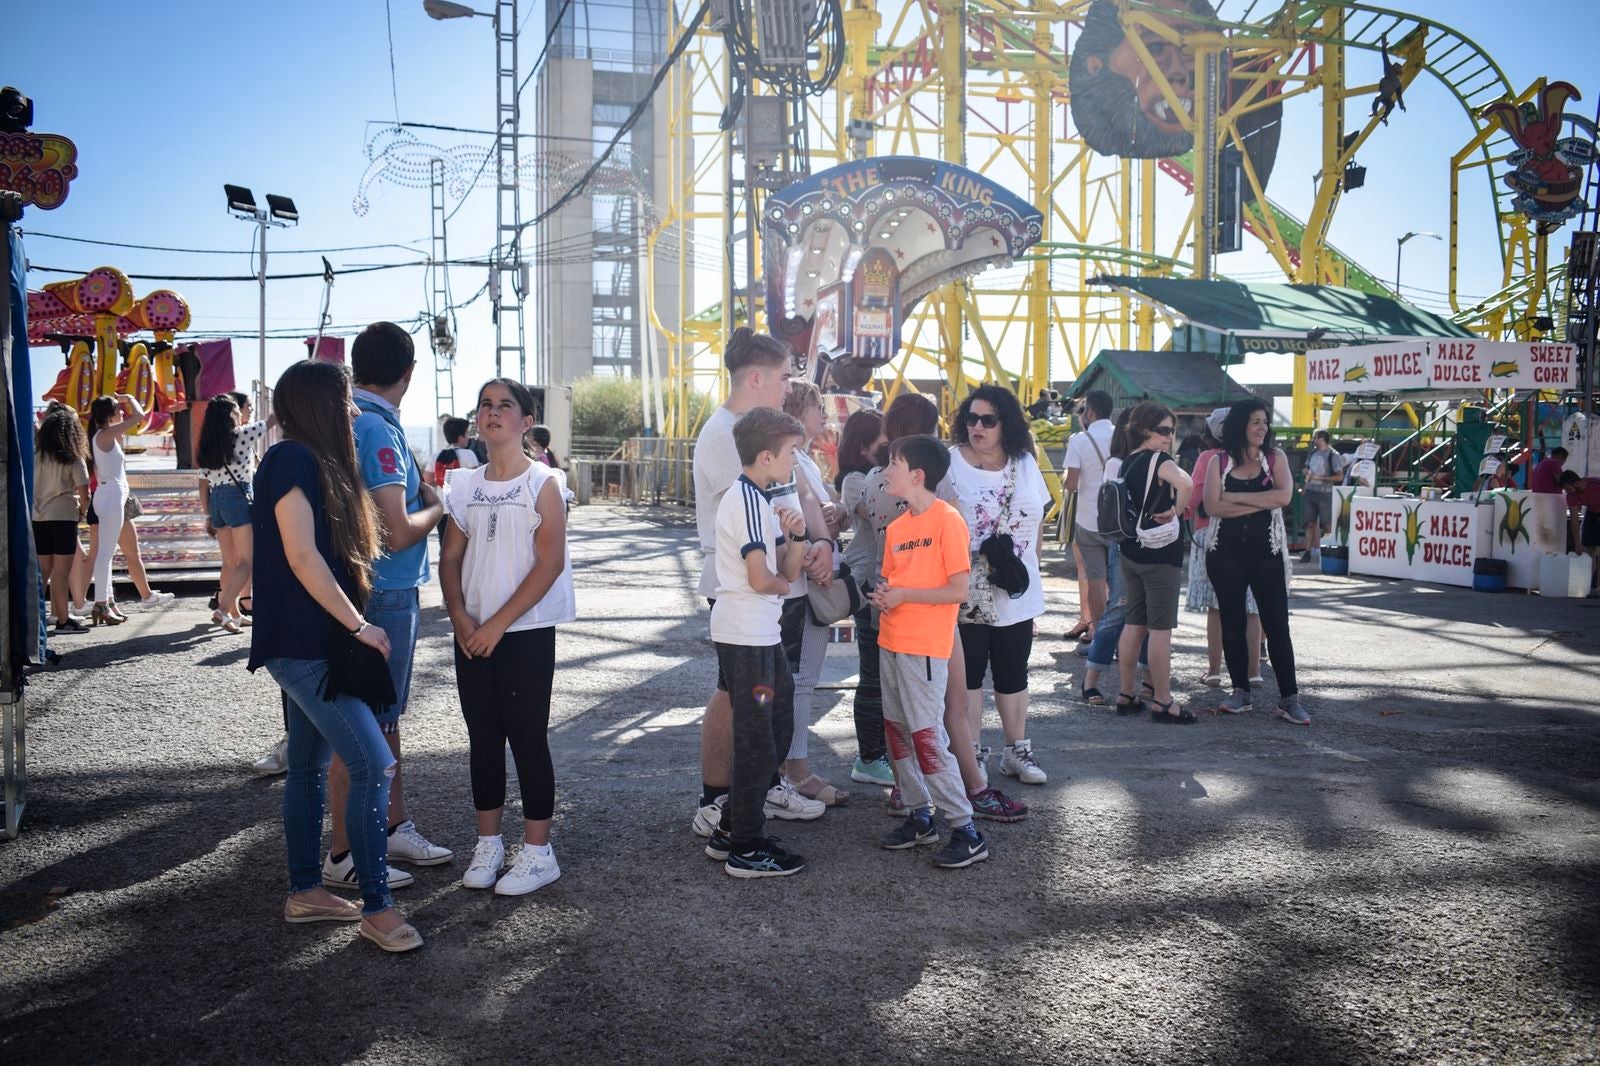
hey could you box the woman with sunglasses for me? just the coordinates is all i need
[941,385,1052,784]
[1201,398,1307,725]
[1113,402,1194,722]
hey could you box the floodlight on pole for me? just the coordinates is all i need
[224,183,298,430]
[1395,230,1441,298]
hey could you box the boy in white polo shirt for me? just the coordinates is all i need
[704,407,811,878]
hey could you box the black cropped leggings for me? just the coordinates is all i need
[454,626,557,819]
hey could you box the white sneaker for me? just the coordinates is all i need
[140,592,176,607]
[322,852,414,890]
[68,602,90,620]
[387,820,454,866]
[1000,740,1048,785]
[250,737,288,776]
[494,845,561,896]
[691,794,726,838]
[764,781,825,821]
[461,837,505,889]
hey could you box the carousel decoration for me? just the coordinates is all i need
[1481,81,1597,229]
[761,157,1043,391]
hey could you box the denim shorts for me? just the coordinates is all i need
[365,586,420,730]
[208,483,253,528]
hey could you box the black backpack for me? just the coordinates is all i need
[1098,452,1163,541]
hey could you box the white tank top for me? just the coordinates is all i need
[93,433,127,490]
[443,461,576,630]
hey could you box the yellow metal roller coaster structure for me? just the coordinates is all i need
[647,0,1569,434]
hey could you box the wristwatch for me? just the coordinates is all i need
[350,620,369,636]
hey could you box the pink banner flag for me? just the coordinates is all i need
[305,336,345,364]
[195,339,236,399]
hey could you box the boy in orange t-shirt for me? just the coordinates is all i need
[869,435,989,868]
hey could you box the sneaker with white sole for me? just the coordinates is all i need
[387,820,453,866]
[1217,689,1252,715]
[969,786,1028,822]
[1275,695,1311,726]
[322,852,414,891]
[251,737,288,776]
[461,837,505,889]
[850,755,895,786]
[886,787,908,816]
[703,827,733,861]
[999,740,1047,785]
[724,837,805,879]
[139,592,176,607]
[691,794,726,838]
[881,811,938,850]
[494,845,561,896]
[764,781,825,821]
[932,824,989,868]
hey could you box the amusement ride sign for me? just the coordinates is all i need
[0,131,78,210]
[1308,339,1576,393]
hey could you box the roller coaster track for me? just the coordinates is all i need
[964,1,1521,295]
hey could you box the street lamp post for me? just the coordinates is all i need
[424,0,526,382]
[1395,230,1441,300]
[224,185,298,417]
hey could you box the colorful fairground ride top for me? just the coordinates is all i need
[762,157,1044,392]
[28,265,193,435]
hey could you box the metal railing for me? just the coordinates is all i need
[569,437,698,507]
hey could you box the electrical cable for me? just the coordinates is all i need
[22,231,430,255]
[385,0,403,125]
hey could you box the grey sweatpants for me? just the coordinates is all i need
[880,649,973,824]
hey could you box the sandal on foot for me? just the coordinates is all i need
[1063,621,1091,642]
[1081,686,1106,706]
[1114,693,1143,716]
[796,774,849,807]
[1199,672,1223,688]
[1149,700,1198,724]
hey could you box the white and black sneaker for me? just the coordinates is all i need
[322,852,414,890]
[386,820,454,866]
[764,781,825,821]
[724,837,806,879]
[691,794,726,838]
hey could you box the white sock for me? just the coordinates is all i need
[478,834,502,846]
[525,842,553,857]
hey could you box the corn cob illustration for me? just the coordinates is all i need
[1498,494,1530,551]
[1343,364,1369,383]
[1489,360,1520,378]
[1403,504,1425,565]
[1335,488,1355,545]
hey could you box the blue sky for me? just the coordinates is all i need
[8,0,1598,428]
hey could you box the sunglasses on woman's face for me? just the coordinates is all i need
[964,412,1000,428]
[1152,425,1175,436]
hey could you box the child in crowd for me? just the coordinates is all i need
[433,416,480,487]
[704,407,811,878]
[441,379,576,896]
[869,435,990,868]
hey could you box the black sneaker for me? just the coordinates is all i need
[933,825,989,869]
[724,838,806,879]
[880,812,938,850]
[704,827,732,862]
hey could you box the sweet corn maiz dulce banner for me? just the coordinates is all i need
[1307,340,1576,394]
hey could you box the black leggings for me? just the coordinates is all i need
[1206,548,1297,698]
[454,626,557,818]
[853,606,885,762]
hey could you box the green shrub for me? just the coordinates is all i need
[571,375,717,444]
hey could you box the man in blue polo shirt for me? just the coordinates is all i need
[322,322,453,891]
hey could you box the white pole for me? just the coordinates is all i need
[258,217,268,418]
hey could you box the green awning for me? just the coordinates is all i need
[1067,350,1254,410]
[1090,276,1476,358]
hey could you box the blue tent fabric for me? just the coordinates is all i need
[5,224,41,667]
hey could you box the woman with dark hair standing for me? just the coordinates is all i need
[1113,401,1193,722]
[1202,398,1306,725]
[528,424,559,468]
[33,405,91,632]
[835,406,892,786]
[198,394,274,634]
[86,393,144,624]
[940,384,1052,785]
[861,393,1026,822]
[249,359,421,952]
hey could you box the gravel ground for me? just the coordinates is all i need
[2,504,1597,1064]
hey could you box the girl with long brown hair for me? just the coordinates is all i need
[246,360,422,952]
[32,404,91,632]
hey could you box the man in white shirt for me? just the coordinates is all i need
[690,329,832,837]
[1063,390,1116,636]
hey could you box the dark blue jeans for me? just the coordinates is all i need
[1085,542,1148,673]
[267,656,396,915]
